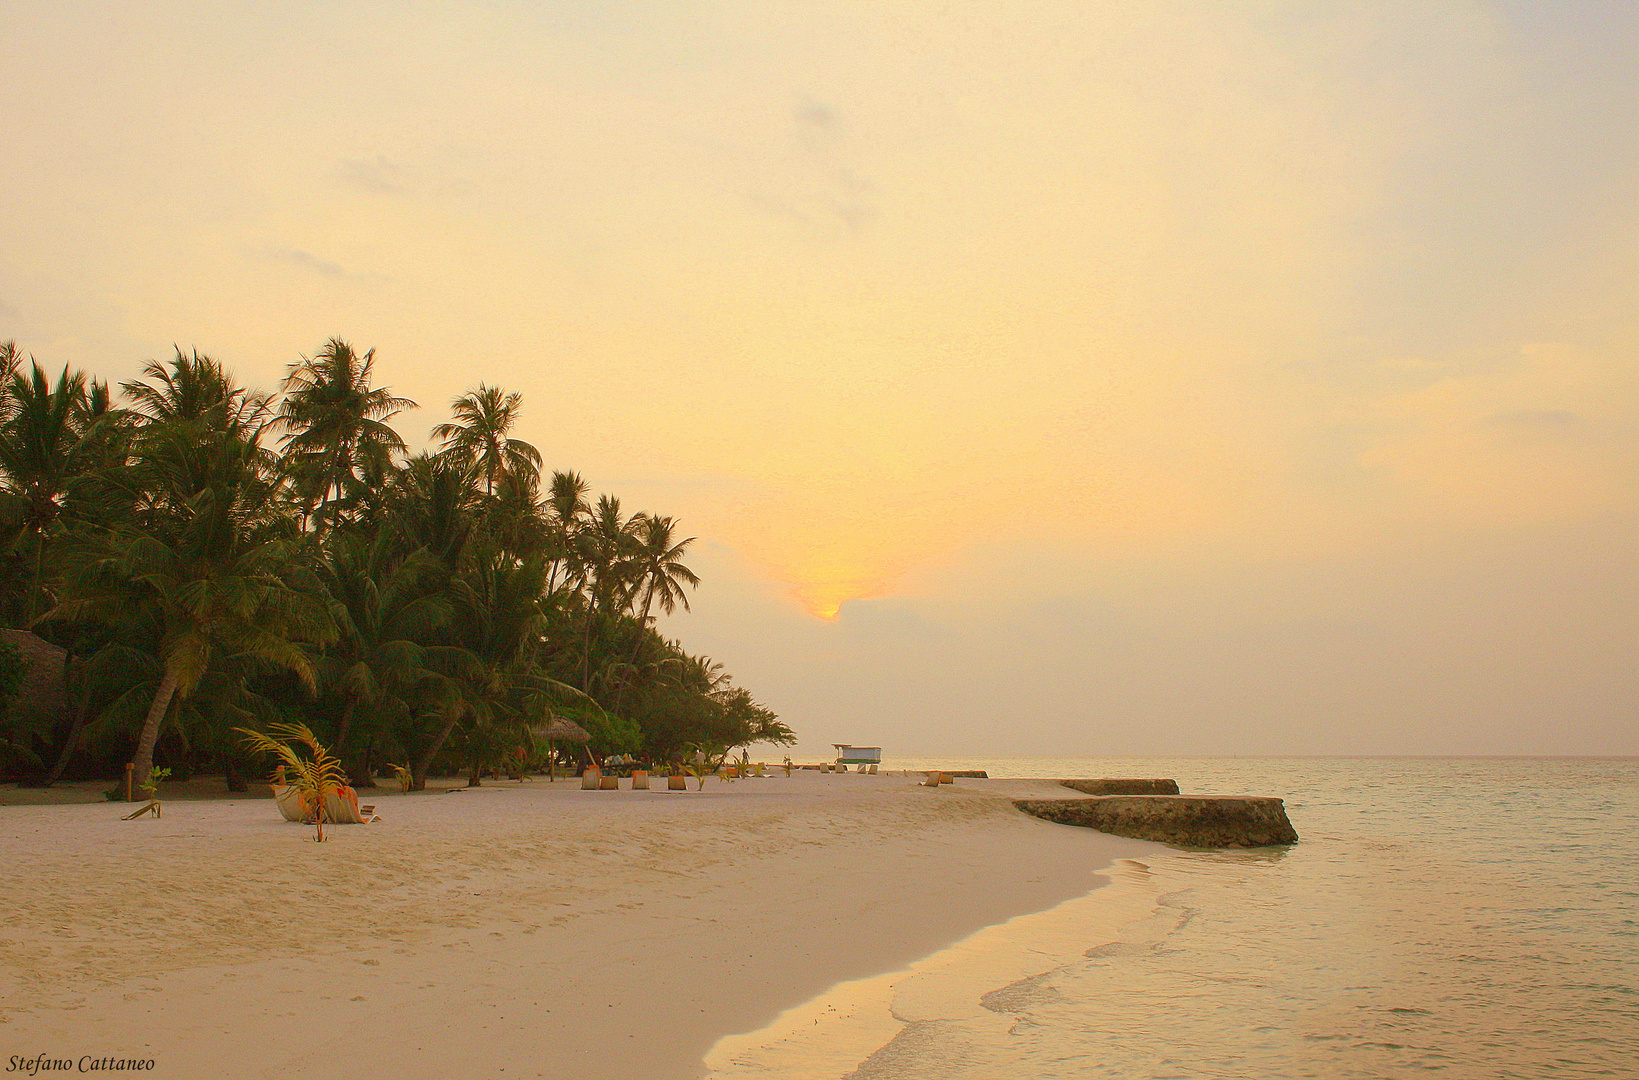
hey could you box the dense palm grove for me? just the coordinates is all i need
[0,337,790,794]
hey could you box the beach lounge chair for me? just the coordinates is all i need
[273,783,307,822]
[270,783,379,823]
[324,787,378,823]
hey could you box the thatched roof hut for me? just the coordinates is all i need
[530,716,591,743]
[0,629,68,724]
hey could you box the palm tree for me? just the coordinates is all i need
[121,349,281,528]
[482,470,551,563]
[0,363,92,622]
[387,454,482,568]
[56,480,336,796]
[313,535,455,782]
[611,515,698,715]
[628,515,699,625]
[276,339,415,530]
[543,470,590,596]
[0,340,23,421]
[1,334,792,787]
[574,494,641,693]
[585,495,642,609]
[56,358,335,795]
[431,385,541,495]
[410,550,545,789]
[122,347,273,433]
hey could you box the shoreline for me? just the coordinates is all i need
[703,857,1170,1078]
[3,772,1161,1079]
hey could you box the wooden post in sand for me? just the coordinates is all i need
[124,762,133,802]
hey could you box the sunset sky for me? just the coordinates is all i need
[3,2,1635,756]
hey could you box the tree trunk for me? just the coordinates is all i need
[223,755,247,792]
[334,691,359,757]
[410,709,463,792]
[129,668,179,800]
[611,588,654,718]
[27,527,46,626]
[580,594,597,693]
[353,735,378,788]
[44,654,88,787]
[336,690,374,785]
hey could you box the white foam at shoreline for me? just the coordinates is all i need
[702,859,1168,1079]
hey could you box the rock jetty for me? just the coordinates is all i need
[1056,778,1178,796]
[1015,784,1298,848]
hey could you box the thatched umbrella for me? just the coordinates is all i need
[1,629,68,720]
[528,715,591,781]
[1,630,69,780]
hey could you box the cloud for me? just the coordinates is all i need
[253,247,347,279]
[334,155,407,196]
[792,94,834,127]
[1487,408,1580,430]
[731,93,877,233]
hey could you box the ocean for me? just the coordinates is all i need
[706,756,1639,1079]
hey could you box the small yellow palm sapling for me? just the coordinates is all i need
[237,723,347,842]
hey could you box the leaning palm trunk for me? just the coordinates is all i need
[128,668,180,800]
[410,709,464,792]
[45,656,90,787]
[334,690,373,784]
[334,690,357,750]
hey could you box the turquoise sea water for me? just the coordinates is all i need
[837,756,1638,1079]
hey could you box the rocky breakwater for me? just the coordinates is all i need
[1014,780,1298,848]
[1057,778,1179,796]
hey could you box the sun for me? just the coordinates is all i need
[789,578,882,621]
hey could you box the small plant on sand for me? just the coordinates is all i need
[386,762,413,793]
[682,742,734,790]
[138,766,171,799]
[782,756,793,777]
[237,723,347,842]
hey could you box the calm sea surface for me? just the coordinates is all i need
[746,757,1639,1079]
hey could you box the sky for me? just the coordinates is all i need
[3,1,1636,757]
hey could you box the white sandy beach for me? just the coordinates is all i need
[1,771,1158,1079]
